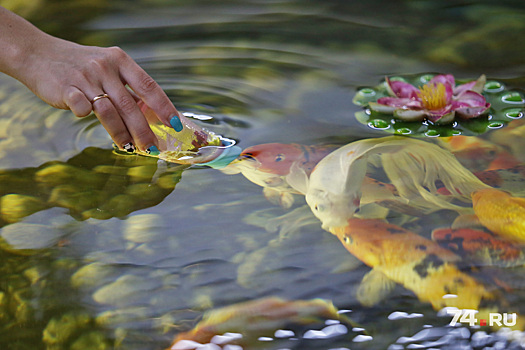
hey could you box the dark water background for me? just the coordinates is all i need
[1,0,525,349]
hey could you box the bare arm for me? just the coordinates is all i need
[0,6,181,153]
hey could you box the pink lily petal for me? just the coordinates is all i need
[455,90,488,107]
[444,82,454,103]
[376,97,421,108]
[385,78,420,99]
[455,105,490,119]
[429,74,455,88]
[426,105,454,123]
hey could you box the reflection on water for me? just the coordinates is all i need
[2,0,525,349]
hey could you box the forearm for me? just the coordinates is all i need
[0,6,50,80]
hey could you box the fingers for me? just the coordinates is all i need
[90,96,137,152]
[61,46,172,154]
[65,87,92,117]
[117,50,181,127]
[100,82,159,152]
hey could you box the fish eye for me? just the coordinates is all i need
[275,154,285,162]
[344,236,352,244]
[314,204,324,212]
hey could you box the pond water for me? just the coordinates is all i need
[2,1,525,349]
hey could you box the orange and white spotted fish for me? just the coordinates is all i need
[331,218,497,311]
[439,135,520,172]
[225,143,337,208]
[432,227,525,268]
[472,188,525,242]
[331,218,525,330]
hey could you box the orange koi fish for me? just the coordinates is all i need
[439,135,519,172]
[472,188,525,242]
[238,143,336,176]
[489,117,525,163]
[474,165,525,191]
[435,165,525,197]
[432,227,525,268]
[332,218,500,310]
[226,143,337,208]
[168,297,357,349]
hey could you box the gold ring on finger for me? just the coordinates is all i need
[90,93,110,104]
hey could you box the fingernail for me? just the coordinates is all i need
[146,145,159,156]
[122,142,136,153]
[170,115,183,132]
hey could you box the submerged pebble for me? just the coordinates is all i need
[0,194,47,223]
[92,274,162,306]
[95,306,150,327]
[71,262,119,289]
[42,312,91,345]
[1,223,62,251]
[123,214,165,244]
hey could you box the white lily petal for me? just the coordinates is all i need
[393,109,426,121]
[368,102,396,114]
[433,111,456,124]
[471,74,487,94]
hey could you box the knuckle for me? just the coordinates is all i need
[116,94,137,115]
[107,46,126,60]
[137,74,159,95]
[93,100,113,115]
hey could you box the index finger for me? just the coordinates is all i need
[118,53,180,128]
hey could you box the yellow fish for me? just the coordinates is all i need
[472,188,525,242]
[333,218,525,330]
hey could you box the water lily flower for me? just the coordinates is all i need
[368,74,491,124]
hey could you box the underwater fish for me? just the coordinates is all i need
[438,135,520,172]
[489,117,525,163]
[332,218,525,331]
[435,165,525,197]
[168,296,358,349]
[432,227,525,268]
[472,188,525,242]
[306,136,488,230]
[226,143,337,208]
[332,218,497,311]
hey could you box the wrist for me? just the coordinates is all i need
[0,7,50,82]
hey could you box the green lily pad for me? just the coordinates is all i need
[353,73,525,137]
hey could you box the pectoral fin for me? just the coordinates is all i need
[356,269,397,307]
[452,214,483,230]
[263,187,295,209]
[286,161,309,194]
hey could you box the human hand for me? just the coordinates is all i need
[7,29,182,154]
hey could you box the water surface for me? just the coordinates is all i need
[2,1,525,349]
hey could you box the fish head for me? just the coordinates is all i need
[306,188,361,230]
[471,188,502,206]
[238,143,304,176]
